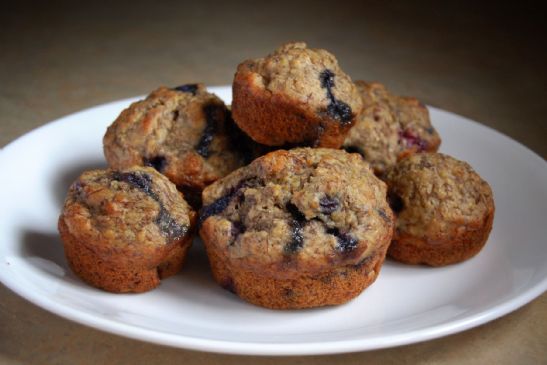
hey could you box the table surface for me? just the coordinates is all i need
[1,1,546,364]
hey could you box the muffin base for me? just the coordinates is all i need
[388,210,495,266]
[205,239,388,309]
[58,219,193,293]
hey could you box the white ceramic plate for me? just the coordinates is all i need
[0,86,546,356]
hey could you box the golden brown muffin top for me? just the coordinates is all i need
[343,81,441,175]
[103,84,248,190]
[60,166,195,251]
[200,148,394,275]
[239,42,363,125]
[384,153,494,239]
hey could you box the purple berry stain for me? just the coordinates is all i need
[112,171,188,240]
[377,208,391,222]
[319,69,353,125]
[319,195,340,214]
[229,221,246,245]
[399,129,427,151]
[174,84,198,95]
[327,227,358,253]
[195,104,225,158]
[199,177,262,226]
[284,203,306,253]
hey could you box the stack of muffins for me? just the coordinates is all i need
[58,42,495,309]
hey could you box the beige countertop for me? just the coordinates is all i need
[1,1,545,364]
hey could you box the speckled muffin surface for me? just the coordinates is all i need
[199,148,394,309]
[103,84,247,192]
[232,42,363,148]
[343,81,441,175]
[384,153,494,266]
[58,166,196,293]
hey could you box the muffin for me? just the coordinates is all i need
[199,148,394,309]
[384,153,494,266]
[343,81,441,175]
[58,166,196,293]
[232,42,363,148]
[103,83,249,196]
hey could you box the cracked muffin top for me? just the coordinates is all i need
[60,166,195,251]
[199,148,394,276]
[384,153,494,239]
[103,84,249,191]
[232,42,363,147]
[343,81,441,175]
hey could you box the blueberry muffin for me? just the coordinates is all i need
[232,42,363,148]
[384,153,494,266]
[343,81,441,175]
[103,84,249,195]
[58,166,196,293]
[199,148,394,309]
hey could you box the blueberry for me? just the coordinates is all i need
[112,171,188,239]
[284,223,304,253]
[174,84,198,95]
[112,171,155,197]
[156,208,188,240]
[327,227,358,253]
[320,69,336,89]
[199,177,263,226]
[284,203,306,253]
[195,104,225,158]
[319,195,340,214]
[143,155,167,173]
[199,194,234,226]
[319,69,353,124]
[377,208,391,222]
[230,221,246,238]
[327,100,353,124]
[399,129,427,152]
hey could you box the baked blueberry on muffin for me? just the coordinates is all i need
[384,153,494,266]
[232,42,363,148]
[199,148,394,309]
[343,81,441,175]
[58,166,196,293]
[103,84,248,196]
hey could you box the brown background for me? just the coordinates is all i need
[1,1,546,364]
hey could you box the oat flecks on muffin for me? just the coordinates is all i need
[199,148,394,309]
[58,166,196,293]
[103,83,249,193]
[343,81,441,175]
[232,42,363,148]
[384,153,494,266]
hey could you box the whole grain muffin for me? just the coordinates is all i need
[343,81,441,175]
[58,166,196,293]
[103,84,249,196]
[232,42,363,148]
[199,148,394,309]
[384,153,494,266]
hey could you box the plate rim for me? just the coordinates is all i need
[0,86,546,355]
